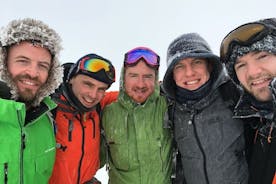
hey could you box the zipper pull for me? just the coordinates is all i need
[22,133,26,149]
[4,163,8,184]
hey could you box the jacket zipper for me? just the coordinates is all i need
[77,116,85,184]
[4,163,8,184]
[68,119,73,141]
[158,139,163,172]
[17,110,24,184]
[190,111,210,184]
[90,115,96,138]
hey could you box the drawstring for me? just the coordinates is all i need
[254,118,275,144]
[267,122,275,143]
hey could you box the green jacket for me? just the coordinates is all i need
[102,70,172,184]
[0,97,56,184]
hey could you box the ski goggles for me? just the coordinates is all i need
[77,55,115,82]
[124,47,160,69]
[220,22,276,62]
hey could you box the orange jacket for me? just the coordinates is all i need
[49,91,118,184]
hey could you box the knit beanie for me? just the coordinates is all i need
[163,33,220,97]
[67,53,115,86]
[0,18,63,106]
[221,18,276,84]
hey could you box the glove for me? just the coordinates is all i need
[83,177,101,184]
[269,78,276,121]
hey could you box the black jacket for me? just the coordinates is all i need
[0,80,11,99]
[234,88,276,184]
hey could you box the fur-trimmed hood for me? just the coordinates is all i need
[0,18,63,107]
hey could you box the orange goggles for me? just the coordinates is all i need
[220,23,276,62]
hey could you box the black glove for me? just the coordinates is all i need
[269,78,276,99]
[269,78,276,121]
[83,177,101,184]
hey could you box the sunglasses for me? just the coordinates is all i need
[220,23,276,62]
[124,47,160,68]
[77,56,115,82]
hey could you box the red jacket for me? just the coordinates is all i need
[49,91,118,184]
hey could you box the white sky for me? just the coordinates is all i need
[2,0,275,183]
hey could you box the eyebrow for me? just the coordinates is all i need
[14,55,30,60]
[38,61,51,67]
[235,59,242,65]
[16,55,51,66]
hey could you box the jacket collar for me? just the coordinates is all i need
[234,91,274,120]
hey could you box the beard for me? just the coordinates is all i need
[250,86,272,102]
[12,74,44,105]
[17,87,38,105]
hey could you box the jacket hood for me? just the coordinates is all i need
[0,18,63,107]
[163,33,222,98]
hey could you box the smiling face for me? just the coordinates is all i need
[173,58,210,91]
[235,51,276,102]
[124,60,156,103]
[7,41,51,103]
[69,74,108,108]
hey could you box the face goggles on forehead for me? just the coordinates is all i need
[220,22,276,62]
[124,47,160,69]
[77,56,115,82]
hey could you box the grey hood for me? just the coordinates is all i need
[0,18,63,107]
[163,33,221,98]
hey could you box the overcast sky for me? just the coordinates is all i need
[2,0,275,183]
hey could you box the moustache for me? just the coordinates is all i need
[14,74,42,85]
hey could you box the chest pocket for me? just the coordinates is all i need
[174,108,201,159]
[105,120,129,171]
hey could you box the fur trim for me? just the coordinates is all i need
[0,18,63,107]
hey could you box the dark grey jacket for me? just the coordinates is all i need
[164,66,248,184]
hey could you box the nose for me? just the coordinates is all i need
[136,77,146,88]
[25,64,39,78]
[184,64,195,77]
[247,62,262,78]
[88,88,98,99]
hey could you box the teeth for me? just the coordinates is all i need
[252,78,269,85]
[22,80,36,86]
[186,80,199,85]
[84,97,94,103]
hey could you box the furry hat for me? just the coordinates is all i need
[0,18,63,106]
[163,33,220,97]
[221,18,276,84]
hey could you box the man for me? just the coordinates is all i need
[162,33,248,184]
[102,47,172,184]
[0,18,63,183]
[220,18,276,184]
[49,53,117,184]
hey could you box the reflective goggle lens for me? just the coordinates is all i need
[78,57,115,81]
[221,23,266,61]
[124,47,160,68]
